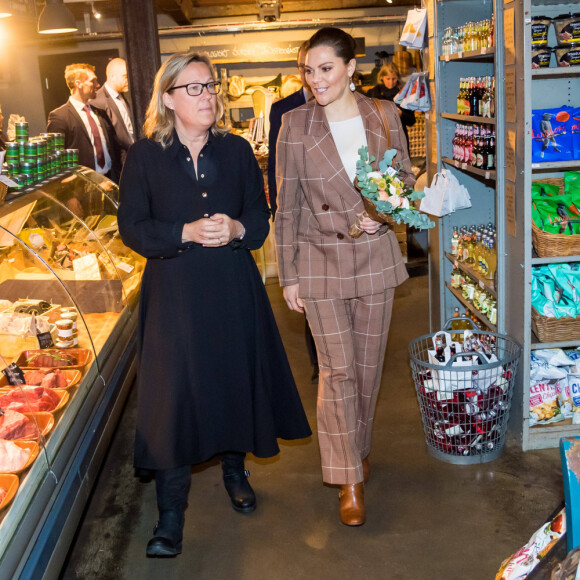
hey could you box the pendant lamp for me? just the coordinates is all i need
[38,0,78,34]
[0,0,11,18]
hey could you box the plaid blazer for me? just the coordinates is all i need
[275,91,415,299]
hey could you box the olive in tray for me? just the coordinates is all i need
[15,348,92,370]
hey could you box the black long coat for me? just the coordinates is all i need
[118,131,311,470]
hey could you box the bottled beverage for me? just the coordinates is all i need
[451,226,460,256]
[486,239,497,281]
[451,306,461,341]
[457,79,464,115]
[470,77,480,116]
[490,78,495,118]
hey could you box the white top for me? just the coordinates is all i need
[68,96,112,174]
[329,115,367,183]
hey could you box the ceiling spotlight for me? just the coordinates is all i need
[0,0,12,18]
[386,0,393,3]
[38,0,78,34]
[91,2,101,19]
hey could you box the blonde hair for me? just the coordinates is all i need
[64,63,95,93]
[143,51,227,149]
[377,62,401,84]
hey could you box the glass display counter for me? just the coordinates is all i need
[0,168,144,579]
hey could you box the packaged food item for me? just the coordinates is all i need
[556,43,580,66]
[532,181,561,198]
[532,106,575,163]
[565,171,580,194]
[567,374,580,410]
[531,194,580,234]
[529,379,564,426]
[532,46,553,68]
[553,13,580,45]
[496,508,565,580]
[531,16,552,46]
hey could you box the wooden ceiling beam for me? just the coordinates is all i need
[156,0,195,24]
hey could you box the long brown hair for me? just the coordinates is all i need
[143,51,227,148]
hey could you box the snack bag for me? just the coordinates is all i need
[564,347,580,372]
[532,106,574,163]
[556,380,574,417]
[496,509,566,580]
[532,181,562,198]
[532,194,580,234]
[564,170,580,194]
[529,379,564,426]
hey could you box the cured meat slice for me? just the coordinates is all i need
[0,387,61,412]
[0,410,37,440]
[23,370,48,386]
[0,487,6,505]
[25,350,77,367]
[40,370,68,389]
[0,439,31,471]
[24,369,69,388]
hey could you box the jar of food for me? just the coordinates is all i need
[555,43,580,66]
[532,46,553,68]
[531,16,552,46]
[55,318,73,337]
[553,13,580,45]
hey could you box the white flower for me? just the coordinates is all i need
[401,197,410,210]
[367,171,383,180]
[389,184,398,196]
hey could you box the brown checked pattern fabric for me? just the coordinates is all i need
[275,91,415,485]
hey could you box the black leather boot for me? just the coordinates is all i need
[146,465,190,557]
[221,452,256,513]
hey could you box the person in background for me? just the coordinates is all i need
[118,50,311,558]
[268,40,311,219]
[367,62,416,149]
[90,57,135,165]
[47,63,121,182]
[268,41,319,383]
[275,27,415,527]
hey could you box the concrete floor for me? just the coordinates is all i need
[60,273,564,580]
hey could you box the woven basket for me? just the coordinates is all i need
[532,177,580,257]
[531,306,580,343]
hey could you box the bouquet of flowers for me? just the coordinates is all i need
[348,146,435,238]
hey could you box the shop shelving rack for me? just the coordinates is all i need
[427,0,505,336]
[502,0,580,449]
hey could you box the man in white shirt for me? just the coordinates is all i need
[90,58,134,165]
[47,63,121,182]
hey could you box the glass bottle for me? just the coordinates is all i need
[451,226,460,256]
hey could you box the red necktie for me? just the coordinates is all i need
[83,105,105,168]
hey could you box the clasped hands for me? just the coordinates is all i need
[182,213,244,247]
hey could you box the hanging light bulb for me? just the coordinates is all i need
[0,0,11,18]
[91,2,101,20]
[38,0,78,34]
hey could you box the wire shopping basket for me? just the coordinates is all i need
[408,318,521,465]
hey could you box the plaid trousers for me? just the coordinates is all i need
[303,289,395,485]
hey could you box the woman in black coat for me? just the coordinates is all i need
[118,51,311,558]
[366,62,416,149]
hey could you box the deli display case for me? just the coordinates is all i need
[0,168,145,579]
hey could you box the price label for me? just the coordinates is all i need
[37,331,54,349]
[454,160,460,168]
[458,52,463,59]
[479,280,485,290]
[485,171,491,180]
[462,163,467,170]
[480,47,487,55]
[444,55,450,62]
[2,363,25,386]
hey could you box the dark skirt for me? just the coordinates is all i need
[133,245,311,470]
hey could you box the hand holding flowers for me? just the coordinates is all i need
[348,147,435,238]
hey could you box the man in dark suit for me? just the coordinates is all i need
[268,41,319,382]
[267,41,311,219]
[90,58,134,165]
[47,63,121,182]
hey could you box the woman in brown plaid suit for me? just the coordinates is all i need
[275,27,415,526]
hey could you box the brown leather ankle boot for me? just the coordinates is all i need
[338,482,365,526]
